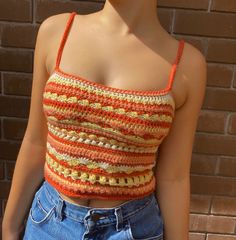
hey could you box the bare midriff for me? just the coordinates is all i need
[59,192,130,208]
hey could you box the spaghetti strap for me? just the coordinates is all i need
[174,39,185,65]
[167,39,185,90]
[55,12,77,69]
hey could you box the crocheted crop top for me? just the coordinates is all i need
[42,12,185,200]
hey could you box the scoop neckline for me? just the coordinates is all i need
[53,66,175,98]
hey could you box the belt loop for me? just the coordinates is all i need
[114,207,123,232]
[55,197,64,222]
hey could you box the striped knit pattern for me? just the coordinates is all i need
[42,11,184,200]
[42,67,175,200]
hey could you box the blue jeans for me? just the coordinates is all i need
[23,179,164,240]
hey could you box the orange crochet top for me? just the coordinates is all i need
[42,12,185,200]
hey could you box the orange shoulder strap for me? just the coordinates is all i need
[55,12,77,69]
[167,39,185,89]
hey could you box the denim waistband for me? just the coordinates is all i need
[42,179,156,225]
